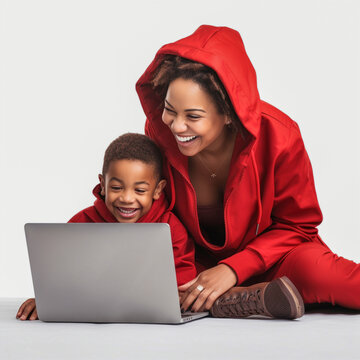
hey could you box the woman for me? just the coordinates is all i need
[136,25,360,318]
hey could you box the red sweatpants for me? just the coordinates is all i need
[260,243,360,309]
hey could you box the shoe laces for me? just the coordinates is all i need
[218,289,265,317]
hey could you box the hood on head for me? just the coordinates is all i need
[136,25,261,153]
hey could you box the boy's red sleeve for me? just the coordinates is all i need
[67,209,93,223]
[67,206,100,223]
[165,212,197,286]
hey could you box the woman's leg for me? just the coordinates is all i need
[264,242,360,309]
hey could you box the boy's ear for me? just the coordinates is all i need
[153,179,167,200]
[98,174,105,196]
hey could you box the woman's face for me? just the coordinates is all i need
[162,78,230,157]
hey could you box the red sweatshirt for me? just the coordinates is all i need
[68,184,196,286]
[136,25,328,285]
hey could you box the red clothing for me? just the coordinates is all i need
[69,184,196,286]
[136,25,360,309]
[136,25,327,285]
[261,243,360,308]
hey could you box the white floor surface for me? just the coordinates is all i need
[1,298,359,360]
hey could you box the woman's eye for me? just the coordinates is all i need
[164,107,176,114]
[188,114,201,120]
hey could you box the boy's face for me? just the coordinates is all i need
[99,159,166,223]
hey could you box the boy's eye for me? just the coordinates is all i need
[135,189,146,194]
[111,186,123,191]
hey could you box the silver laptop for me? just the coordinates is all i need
[25,223,208,324]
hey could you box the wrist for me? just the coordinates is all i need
[218,263,238,286]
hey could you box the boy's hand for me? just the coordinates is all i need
[16,298,38,320]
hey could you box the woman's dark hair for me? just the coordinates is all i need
[102,133,163,181]
[151,55,244,133]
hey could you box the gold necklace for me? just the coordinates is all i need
[197,155,217,179]
[196,129,236,180]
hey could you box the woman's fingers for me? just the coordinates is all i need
[190,288,213,312]
[202,291,221,311]
[178,277,197,292]
[181,284,220,312]
[179,277,199,305]
[180,265,237,312]
[186,287,222,312]
[180,283,204,311]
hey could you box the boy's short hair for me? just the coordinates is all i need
[102,133,163,181]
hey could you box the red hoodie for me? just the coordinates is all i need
[68,184,196,286]
[136,25,327,285]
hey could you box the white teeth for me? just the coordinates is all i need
[118,208,137,214]
[175,135,197,142]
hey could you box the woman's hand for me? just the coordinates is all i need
[178,264,237,312]
[16,298,38,320]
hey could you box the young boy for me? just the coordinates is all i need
[17,133,197,320]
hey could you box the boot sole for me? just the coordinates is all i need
[265,276,304,319]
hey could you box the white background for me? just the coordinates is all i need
[0,0,359,297]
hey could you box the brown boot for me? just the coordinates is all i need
[210,276,304,319]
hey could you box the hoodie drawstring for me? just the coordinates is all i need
[251,150,262,236]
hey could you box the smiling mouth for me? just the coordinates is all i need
[116,207,140,218]
[175,135,198,143]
